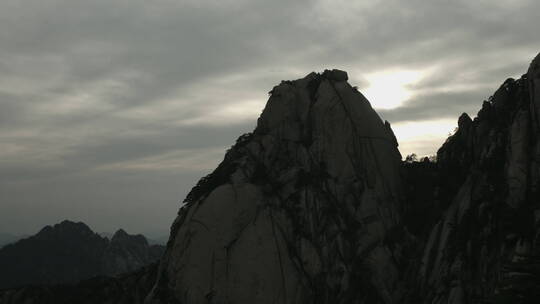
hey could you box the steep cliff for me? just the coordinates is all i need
[146,55,540,304]
[147,69,408,304]
[408,53,540,303]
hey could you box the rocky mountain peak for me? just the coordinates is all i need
[110,228,146,243]
[108,229,150,252]
[321,68,348,81]
[112,228,128,238]
[148,69,406,303]
[255,69,399,182]
[37,220,94,237]
[457,112,472,129]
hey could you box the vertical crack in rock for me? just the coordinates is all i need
[404,53,540,303]
[146,69,405,304]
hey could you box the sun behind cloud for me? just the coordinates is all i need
[361,70,423,109]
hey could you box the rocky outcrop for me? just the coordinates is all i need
[147,56,540,304]
[147,70,408,304]
[408,53,540,303]
[0,220,164,289]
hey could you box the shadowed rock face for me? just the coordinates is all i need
[409,53,540,304]
[147,70,407,304]
[146,55,540,304]
[0,263,158,304]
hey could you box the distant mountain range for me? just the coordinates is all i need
[0,220,165,289]
[147,235,169,246]
[100,232,168,246]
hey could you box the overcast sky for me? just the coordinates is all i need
[1,0,539,237]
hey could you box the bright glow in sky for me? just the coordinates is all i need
[392,119,458,156]
[357,69,457,157]
[362,70,423,109]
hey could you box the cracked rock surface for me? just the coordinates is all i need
[407,52,540,304]
[146,70,406,304]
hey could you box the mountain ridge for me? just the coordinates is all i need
[0,220,164,289]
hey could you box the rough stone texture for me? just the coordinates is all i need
[408,53,540,303]
[147,69,407,304]
[147,57,540,303]
[146,56,540,303]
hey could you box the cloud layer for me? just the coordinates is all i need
[1,0,539,235]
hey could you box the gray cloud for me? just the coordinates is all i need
[378,90,486,123]
[1,0,539,236]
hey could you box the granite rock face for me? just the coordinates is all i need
[147,70,407,304]
[409,53,540,303]
[0,220,164,289]
[147,56,540,304]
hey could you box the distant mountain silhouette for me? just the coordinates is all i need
[0,220,164,289]
[147,235,169,246]
[101,232,168,245]
[2,53,540,303]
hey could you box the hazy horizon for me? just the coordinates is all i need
[1,0,540,236]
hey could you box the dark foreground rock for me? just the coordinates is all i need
[0,220,164,289]
[3,54,540,303]
[405,53,540,304]
[0,263,157,304]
